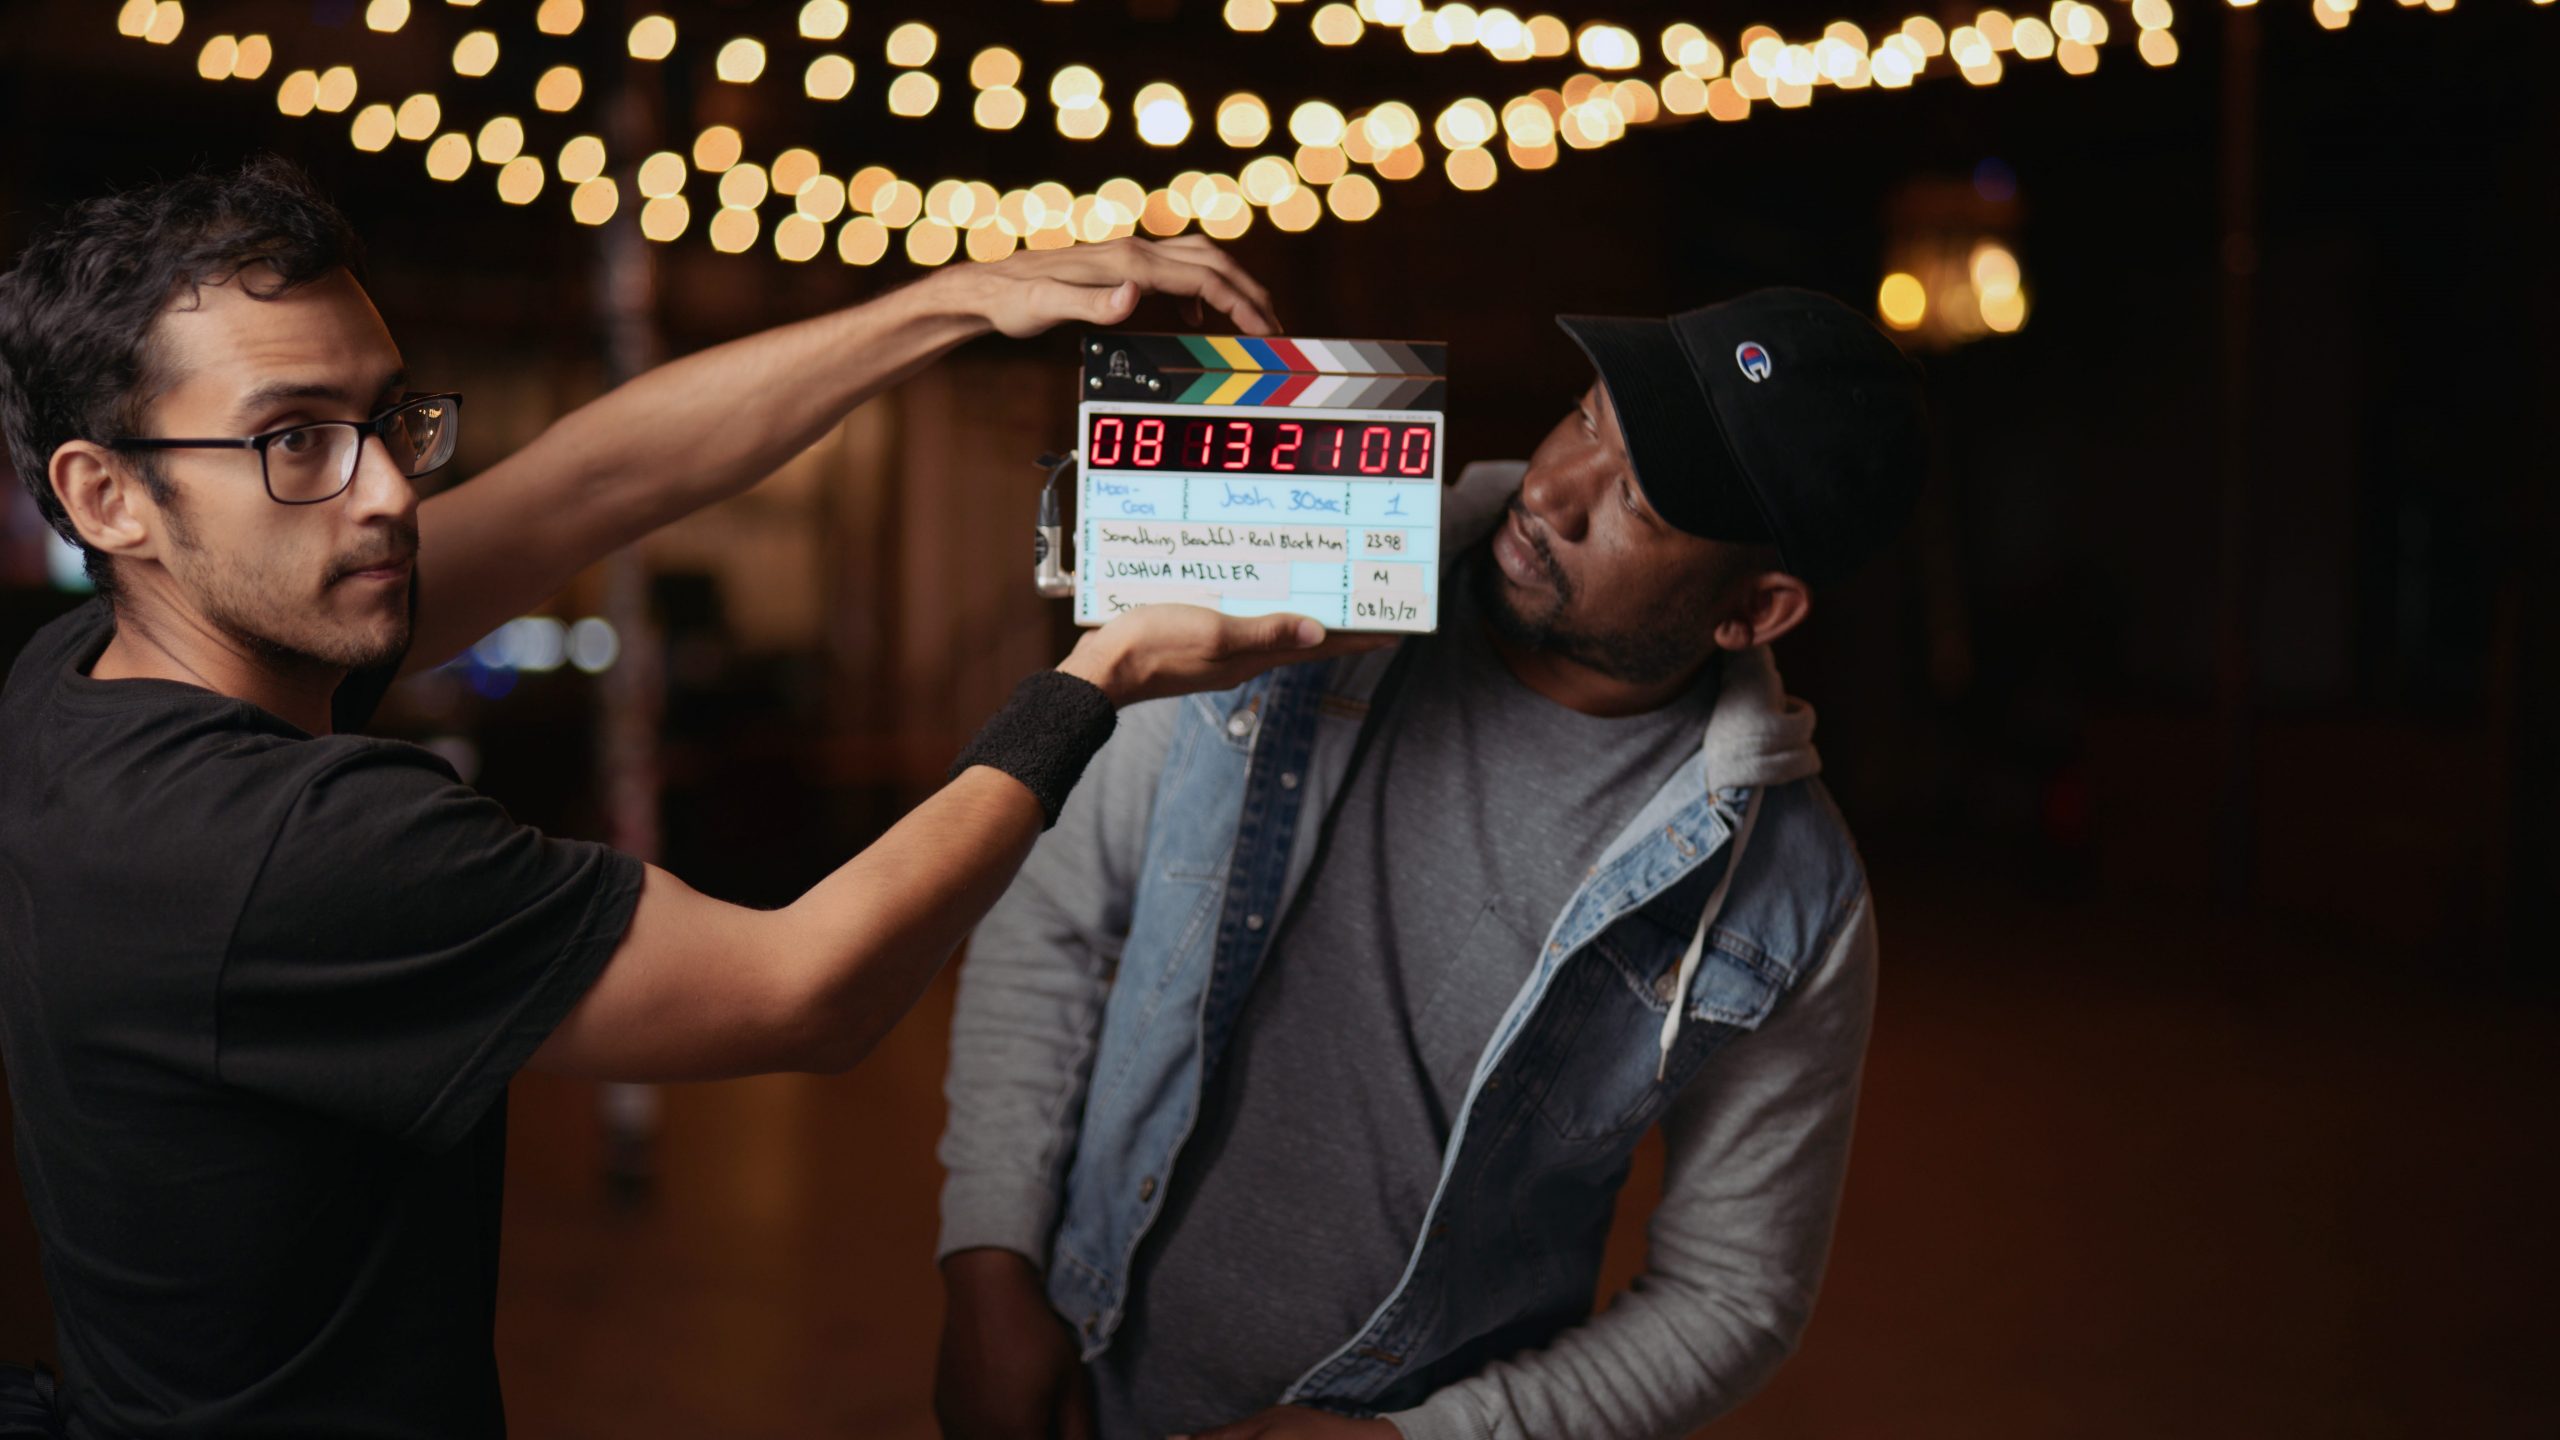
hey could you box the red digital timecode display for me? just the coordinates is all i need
[1086,413,1437,478]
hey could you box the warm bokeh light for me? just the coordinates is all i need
[534,0,582,36]
[627,15,676,61]
[395,93,441,141]
[1311,4,1363,45]
[196,34,236,80]
[1662,22,1720,74]
[496,156,544,205]
[906,218,959,266]
[1226,0,1278,30]
[1050,65,1103,107]
[716,39,767,84]
[1376,143,1425,180]
[452,31,497,77]
[796,174,848,222]
[799,0,850,42]
[1289,101,1348,148]
[1501,97,1555,148]
[1100,177,1150,225]
[314,66,358,113]
[838,216,891,265]
[364,0,409,34]
[1239,155,1298,205]
[118,0,153,39]
[1363,101,1423,152]
[1328,172,1382,221]
[775,214,827,262]
[1445,146,1498,190]
[970,47,1022,89]
[692,126,742,172]
[1202,201,1254,240]
[772,149,822,196]
[1434,98,1499,149]
[1270,184,1324,232]
[718,163,770,210]
[349,104,397,152]
[637,151,687,198]
[885,23,938,68]
[1058,101,1110,140]
[1576,23,1641,69]
[476,116,524,165]
[1970,241,2021,298]
[806,55,855,100]
[848,167,896,213]
[1878,272,1928,330]
[639,195,690,242]
[558,135,606,183]
[975,86,1027,129]
[1980,285,2027,332]
[144,0,184,44]
[234,34,272,80]
[534,66,582,112]
[874,180,925,228]
[571,176,619,225]
[1295,144,1349,185]
[709,208,761,255]
[1217,93,1271,147]
[424,133,473,181]
[889,72,941,116]
[1506,139,1558,169]
[1135,83,1193,146]
[1138,189,1186,236]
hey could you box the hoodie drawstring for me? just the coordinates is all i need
[1655,785,1762,1083]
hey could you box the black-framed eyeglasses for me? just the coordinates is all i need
[111,392,464,505]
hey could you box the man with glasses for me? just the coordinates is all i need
[0,155,1359,1435]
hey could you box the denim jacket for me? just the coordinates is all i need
[941,463,1876,1436]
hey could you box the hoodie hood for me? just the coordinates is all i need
[1438,460,1823,792]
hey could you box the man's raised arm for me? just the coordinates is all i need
[404,236,1277,674]
[530,605,1377,1084]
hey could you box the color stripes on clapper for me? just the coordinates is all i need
[1081,331,1448,412]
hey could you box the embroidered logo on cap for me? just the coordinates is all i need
[1735,342,1772,383]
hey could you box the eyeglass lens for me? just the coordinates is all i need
[262,397,459,502]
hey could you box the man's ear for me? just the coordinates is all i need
[49,441,163,565]
[1710,572,1811,652]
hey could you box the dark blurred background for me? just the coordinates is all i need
[2,0,2553,1434]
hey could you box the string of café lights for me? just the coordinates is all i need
[114,0,2511,292]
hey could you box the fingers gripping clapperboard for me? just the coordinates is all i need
[1033,332,1449,633]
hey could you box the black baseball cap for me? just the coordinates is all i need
[1556,287,1930,587]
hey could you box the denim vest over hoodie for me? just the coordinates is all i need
[1042,463,1871,1416]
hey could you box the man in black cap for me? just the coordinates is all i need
[934,288,1930,1440]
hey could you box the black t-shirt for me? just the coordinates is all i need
[0,601,644,1436]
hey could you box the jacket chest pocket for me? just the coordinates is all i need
[1528,922,1785,1143]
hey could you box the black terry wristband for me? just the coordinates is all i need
[949,670,1119,829]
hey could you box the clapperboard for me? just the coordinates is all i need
[1067,332,1449,633]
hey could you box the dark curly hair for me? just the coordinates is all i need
[0,153,361,595]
